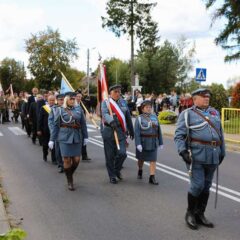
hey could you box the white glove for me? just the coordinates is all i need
[159,145,164,150]
[83,139,88,146]
[137,145,143,152]
[48,141,54,150]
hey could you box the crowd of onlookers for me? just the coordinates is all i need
[123,89,194,116]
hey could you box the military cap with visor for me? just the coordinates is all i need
[56,93,65,99]
[109,84,122,92]
[64,91,77,97]
[191,88,211,97]
[140,100,152,109]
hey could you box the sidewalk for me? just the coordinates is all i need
[0,183,10,235]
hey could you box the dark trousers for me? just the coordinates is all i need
[103,134,127,178]
[43,144,56,162]
[55,141,63,167]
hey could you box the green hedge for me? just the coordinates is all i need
[158,110,177,124]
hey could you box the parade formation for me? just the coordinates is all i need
[0,82,227,232]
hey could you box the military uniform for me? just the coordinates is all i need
[174,88,225,230]
[101,85,134,183]
[48,94,64,172]
[135,112,163,161]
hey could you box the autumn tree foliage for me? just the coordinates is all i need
[231,82,240,108]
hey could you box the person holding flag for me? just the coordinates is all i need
[101,84,134,184]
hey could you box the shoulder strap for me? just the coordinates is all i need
[191,108,221,138]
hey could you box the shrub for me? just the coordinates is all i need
[158,110,177,124]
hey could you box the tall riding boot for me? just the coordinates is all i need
[149,175,158,185]
[185,193,198,230]
[195,191,214,228]
[64,168,74,191]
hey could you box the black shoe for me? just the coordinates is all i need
[68,183,75,191]
[82,155,91,161]
[43,156,47,161]
[185,211,198,230]
[137,169,143,179]
[149,175,158,185]
[110,177,118,184]
[32,139,36,144]
[116,172,123,180]
[52,161,57,165]
[58,167,64,173]
[195,213,214,228]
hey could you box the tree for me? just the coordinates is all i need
[64,67,85,90]
[231,82,240,108]
[0,58,26,93]
[102,0,158,86]
[135,40,181,93]
[25,27,78,89]
[175,36,197,91]
[209,83,228,112]
[203,0,240,62]
[103,58,130,92]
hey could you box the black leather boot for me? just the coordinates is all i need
[185,193,198,230]
[64,168,74,191]
[137,169,143,179]
[149,175,158,185]
[82,155,91,161]
[195,192,214,228]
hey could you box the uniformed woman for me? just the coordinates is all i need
[48,92,88,191]
[135,100,163,185]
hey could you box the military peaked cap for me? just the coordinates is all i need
[109,84,122,92]
[191,88,211,97]
[56,93,65,99]
[140,100,152,108]
[64,91,77,97]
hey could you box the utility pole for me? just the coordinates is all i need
[87,48,90,96]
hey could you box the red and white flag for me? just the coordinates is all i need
[98,63,108,102]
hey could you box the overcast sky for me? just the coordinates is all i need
[0,0,239,88]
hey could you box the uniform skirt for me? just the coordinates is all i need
[59,142,81,157]
[136,148,158,162]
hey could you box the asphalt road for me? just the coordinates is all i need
[0,122,239,240]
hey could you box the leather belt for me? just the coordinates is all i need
[60,124,81,129]
[191,138,221,146]
[140,134,158,138]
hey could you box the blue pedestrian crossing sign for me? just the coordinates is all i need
[196,68,207,82]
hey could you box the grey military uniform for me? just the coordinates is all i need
[50,106,88,157]
[174,105,225,196]
[101,97,134,179]
[135,113,163,161]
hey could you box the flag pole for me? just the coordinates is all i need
[59,71,99,129]
[99,62,120,150]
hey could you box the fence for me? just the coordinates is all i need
[221,108,240,144]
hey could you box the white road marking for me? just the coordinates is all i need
[88,137,240,203]
[94,135,102,138]
[8,127,27,136]
[88,129,96,132]
[87,124,99,129]
[0,131,3,136]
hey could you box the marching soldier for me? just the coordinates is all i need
[37,95,56,163]
[48,92,88,191]
[134,100,163,185]
[101,84,134,184]
[174,88,225,230]
[48,93,64,173]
